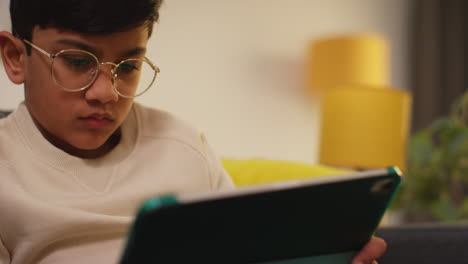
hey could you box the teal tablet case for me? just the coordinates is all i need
[120,167,402,264]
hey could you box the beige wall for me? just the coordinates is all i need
[0,0,410,163]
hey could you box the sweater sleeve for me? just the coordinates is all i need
[199,132,235,190]
[0,235,10,264]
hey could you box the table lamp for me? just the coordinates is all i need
[307,35,412,170]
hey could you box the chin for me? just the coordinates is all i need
[71,136,111,151]
[64,129,120,157]
[76,143,107,151]
[65,138,114,158]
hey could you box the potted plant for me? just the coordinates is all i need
[397,91,468,222]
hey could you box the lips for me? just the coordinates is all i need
[79,113,114,129]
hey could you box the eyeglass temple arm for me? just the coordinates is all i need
[23,39,55,59]
[145,58,160,73]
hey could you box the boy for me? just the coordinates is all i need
[0,0,385,263]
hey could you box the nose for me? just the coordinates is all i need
[83,65,119,104]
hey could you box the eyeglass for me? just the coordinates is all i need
[23,39,160,98]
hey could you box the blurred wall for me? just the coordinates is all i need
[0,0,410,163]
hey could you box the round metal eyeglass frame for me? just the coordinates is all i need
[23,39,160,98]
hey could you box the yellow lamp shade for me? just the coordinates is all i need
[319,85,411,170]
[308,35,389,94]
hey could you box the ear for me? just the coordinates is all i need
[0,31,27,84]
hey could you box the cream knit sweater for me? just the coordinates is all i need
[0,103,234,264]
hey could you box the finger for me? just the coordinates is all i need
[352,236,387,264]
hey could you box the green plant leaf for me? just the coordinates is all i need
[461,198,468,217]
[431,198,461,222]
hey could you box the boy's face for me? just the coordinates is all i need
[23,25,150,157]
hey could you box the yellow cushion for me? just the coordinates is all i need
[222,159,350,187]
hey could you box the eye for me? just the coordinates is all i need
[62,56,94,69]
[117,62,140,73]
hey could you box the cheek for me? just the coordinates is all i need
[24,56,55,98]
[24,59,79,128]
[115,99,134,120]
[25,73,66,115]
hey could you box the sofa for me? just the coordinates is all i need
[376,223,468,264]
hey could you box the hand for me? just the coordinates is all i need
[352,236,387,264]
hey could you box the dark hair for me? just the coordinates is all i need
[10,0,163,47]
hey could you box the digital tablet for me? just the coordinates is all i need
[119,167,402,264]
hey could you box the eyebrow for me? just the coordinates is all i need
[55,39,147,58]
[55,39,97,54]
[121,47,147,58]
